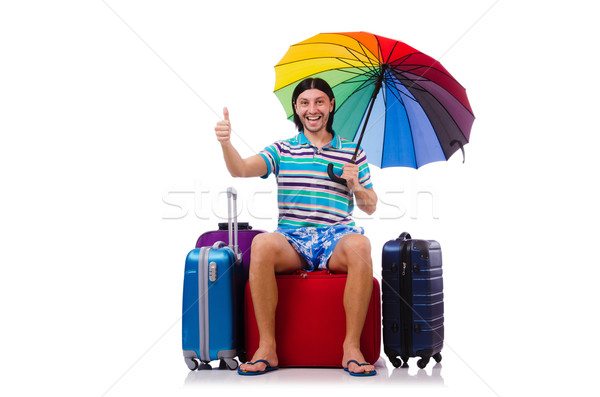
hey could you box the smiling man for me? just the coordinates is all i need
[214,78,378,376]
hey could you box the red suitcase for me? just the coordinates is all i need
[244,270,381,367]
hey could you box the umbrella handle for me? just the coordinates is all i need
[326,71,383,187]
[327,163,347,186]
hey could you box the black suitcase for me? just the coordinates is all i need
[382,232,444,368]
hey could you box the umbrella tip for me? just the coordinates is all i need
[450,140,466,163]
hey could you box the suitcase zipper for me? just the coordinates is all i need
[399,240,413,359]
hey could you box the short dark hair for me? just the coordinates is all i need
[291,78,335,133]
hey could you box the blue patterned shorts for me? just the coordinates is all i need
[274,225,364,271]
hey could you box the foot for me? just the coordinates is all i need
[342,346,375,375]
[238,359,279,376]
[239,345,278,374]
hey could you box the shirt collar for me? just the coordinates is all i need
[298,130,341,149]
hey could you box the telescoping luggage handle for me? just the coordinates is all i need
[226,187,242,265]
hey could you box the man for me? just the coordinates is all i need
[214,78,378,376]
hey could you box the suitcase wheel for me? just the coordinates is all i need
[198,362,213,370]
[433,352,442,363]
[417,357,430,369]
[184,357,199,371]
[390,357,402,368]
[219,357,239,370]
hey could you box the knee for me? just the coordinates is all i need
[338,235,373,272]
[250,233,272,261]
[249,233,279,271]
[251,233,270,253]
[346,234,372,260]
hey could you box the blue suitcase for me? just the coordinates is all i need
[382,232,444,369]
[182,187,243,370]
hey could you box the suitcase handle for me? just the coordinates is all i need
[295,270,332,276]
[218,222,252,230]
[397,232,412,241]
[212,241,227,249]
[226,187,242,265]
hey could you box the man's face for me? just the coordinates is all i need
[294,89,335,135]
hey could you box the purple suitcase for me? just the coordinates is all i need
[195,222,265,273]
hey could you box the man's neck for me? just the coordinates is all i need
[304,129,333,149]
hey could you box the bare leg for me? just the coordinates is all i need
[327,233,376,374]
[239,233,304,373]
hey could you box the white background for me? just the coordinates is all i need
[1,1,598,396]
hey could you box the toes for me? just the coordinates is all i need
[346,360,375,373]
[240,361,267,373]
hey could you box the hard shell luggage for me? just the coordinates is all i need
[182,187,246,371]
[244,270,381,367]
[382,232,444,369]
[194,212,265,358]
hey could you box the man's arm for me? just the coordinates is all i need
[215,107,267,178]
[352,184,378,215]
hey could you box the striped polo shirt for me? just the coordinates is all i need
[259,131,373,228]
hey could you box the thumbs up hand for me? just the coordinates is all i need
[215,107,231,144]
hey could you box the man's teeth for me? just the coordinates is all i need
[307,116,321,120]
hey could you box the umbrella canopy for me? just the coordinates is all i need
[274,31,475,171]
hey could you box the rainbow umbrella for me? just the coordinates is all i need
[274,32,475,183]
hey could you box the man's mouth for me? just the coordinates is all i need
[306,116,321,121]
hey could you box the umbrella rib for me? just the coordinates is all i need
[276,41,378,68]
[333,56,374,72]
[395,53,469,91]
[366,71,420,167]
[289,39,379,58]
[275,61,372,79]
[386,80,419,167]
[391,70,469,156]
[394,70,473,121]
[383,41,399,65]
[334,75,379,113]
[275,56,369,69]
[380,78,388,167]
[384,50,464,91]
[335,70,380,98]
[392,69,470,141]
[373,34,384,64]
[386,71,421,103]
[387,52,413,66]
[353,38,380,71]
[275,65,377,93]
[338,37,379,70]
